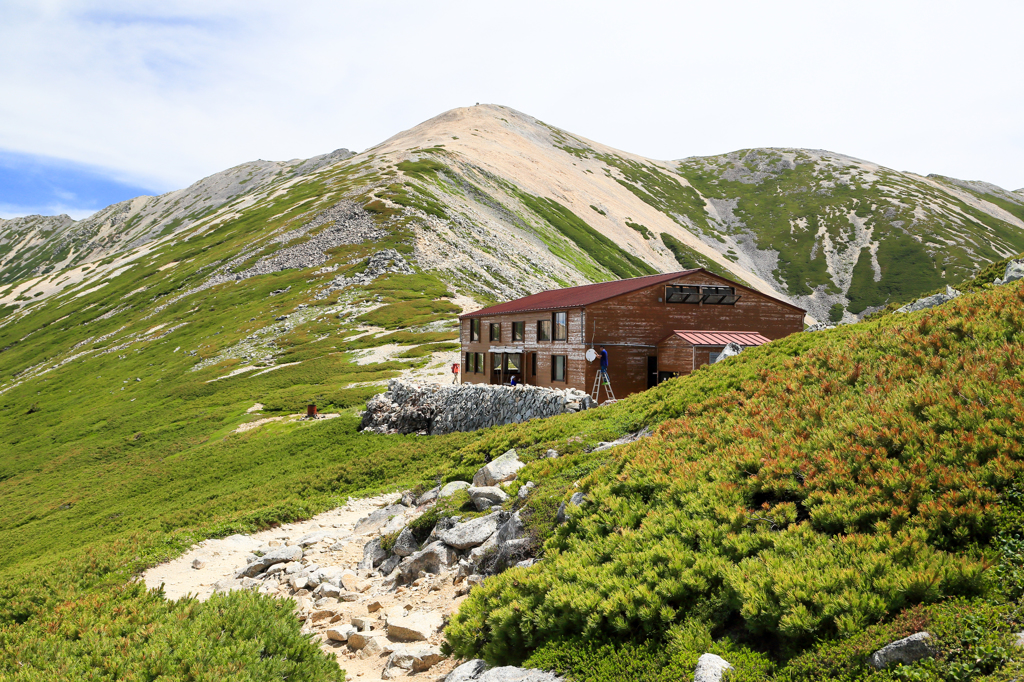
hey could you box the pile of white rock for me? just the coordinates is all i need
[360,380,595,436]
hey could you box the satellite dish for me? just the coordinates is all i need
[585,348,597,362]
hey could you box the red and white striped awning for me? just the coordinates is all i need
[668,330,771,346]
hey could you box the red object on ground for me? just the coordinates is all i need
[306,404,318,418]
[452,363,460,374]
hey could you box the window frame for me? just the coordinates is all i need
[475,352,484,373]
[551,354,567,382]
[552,311,567,341]
[665,285,702,304]
[537,319,551,342]
[531,352,537,376]
[469,318,480,342]
[512,321,525,342]
[489,322,501,342]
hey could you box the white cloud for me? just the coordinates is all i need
[0,0,1022,193]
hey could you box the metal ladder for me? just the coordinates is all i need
[590,368,616,403]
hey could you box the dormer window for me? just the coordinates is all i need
[666,285,740,305]
[666,285,702,303]
[701,286,740,305]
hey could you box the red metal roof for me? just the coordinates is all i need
[460,270,699,318]
[667,330,772,346]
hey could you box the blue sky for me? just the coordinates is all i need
[0,150,157,219]
[1,1,1022,220]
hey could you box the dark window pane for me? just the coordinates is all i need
[537,320,551,341]
[512,321,524,341]
[552,355,566,382]
[490,323,501,341]
[553,312,567,341]
[470,319,480,342]
[701,286,737,305]
[531,352,537,376]
[666,285,702,304]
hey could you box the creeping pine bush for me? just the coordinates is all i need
[447,282,1024,674]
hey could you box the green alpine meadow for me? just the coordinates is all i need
[1,104,1024,681]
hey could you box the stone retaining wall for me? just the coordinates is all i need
[359,379,594,435]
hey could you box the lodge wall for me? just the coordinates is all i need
[460,269,805,400]
[460,308,588,390]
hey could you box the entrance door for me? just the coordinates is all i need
[647,356,658,389]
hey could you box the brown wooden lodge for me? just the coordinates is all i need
[459,269,805,401]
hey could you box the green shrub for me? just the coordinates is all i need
[447,282,1024,672]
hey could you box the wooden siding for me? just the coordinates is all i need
[460,271,804,400]
[657,335,695,374]
[461,308,588,391]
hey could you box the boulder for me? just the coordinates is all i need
[388,611,443,641]
[400,490,417,506]
[358,537,387,571]
[555,493,586,525]
[445,660,488,682]
[428,516,460,543]
[341,572,360,591]
[236,545,303,578]
[693,653,733,682]
[496,511,524,545]
[518,482,535,499]
[473,449,525,487]
[897,286,961,313]
[995,259,1024,286]
[353,504,408,535]
[713,342,743,363]
[351,615,375,630]
[392,527,419,557]
[313,583,341,598]
[469,486,508,511]
[400,541,458,581]
[869,632,935,669]
[440,480,472,498]
[326,624,357,642]
[347,631,376,650]
[450,665,563,681]
[378,553,402,576]
[440,513,501,549]
[387,644,443,673]
[416,486,440,506]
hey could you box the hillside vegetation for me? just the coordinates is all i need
[2,253,1024,679]
[1,103,1024,680]
[445,278,1024,680]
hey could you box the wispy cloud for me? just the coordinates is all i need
[0,0,1021,209]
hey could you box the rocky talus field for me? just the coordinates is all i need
[1,103,1024,680]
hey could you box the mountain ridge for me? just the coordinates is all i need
[2,104,1023,327]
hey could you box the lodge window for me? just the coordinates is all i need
[512,321,524,341]
[666,285,702,304]
[551,355,566,382]
[470,319,480,342]
[489,322,501,341]
[531,352,537,376]
[507,353,522,372]
[537,319,551,341]
[701,286,740,305]
[666,285,740,305]
[492,353,502,371]
[552,312,567,341]
[465,352,472,373]
[475,353,484,373]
